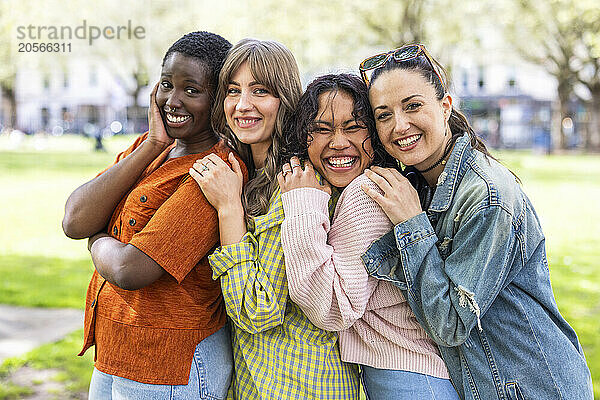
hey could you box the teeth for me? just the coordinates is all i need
[237,118,259,127]
[396,135,421,147]
[327,157,356,168]
[166,113,190,123]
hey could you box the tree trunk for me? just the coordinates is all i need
[130,73,148,134]
[399,0,425,44]
[555,82,571,150]
[585,88,600,152]
[1,81,16,129]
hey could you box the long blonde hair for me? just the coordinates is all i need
[212,38,302,220]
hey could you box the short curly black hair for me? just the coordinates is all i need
[162,31,232,90]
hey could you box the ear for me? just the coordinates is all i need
[441,93,453,121]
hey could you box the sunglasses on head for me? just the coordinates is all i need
[359,44,446,92]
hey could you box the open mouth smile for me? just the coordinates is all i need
[235,117,261,129]
[325,156,358,169]
[165,113,191,126]
[394,134,422,150]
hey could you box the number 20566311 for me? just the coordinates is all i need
[18,42,71,52]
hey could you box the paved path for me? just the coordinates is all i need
[0,304,83,363]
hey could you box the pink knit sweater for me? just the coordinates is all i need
[281,174,449,378]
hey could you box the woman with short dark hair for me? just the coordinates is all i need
[63,31,241,399]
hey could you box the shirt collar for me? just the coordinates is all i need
[428,133,475,213]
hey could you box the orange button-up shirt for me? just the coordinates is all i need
[79,133,246,385]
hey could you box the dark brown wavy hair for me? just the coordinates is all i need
[282,73,396,168]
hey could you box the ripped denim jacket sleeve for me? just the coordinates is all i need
[363,207,518,347]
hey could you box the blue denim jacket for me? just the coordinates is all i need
[362,135,592,400]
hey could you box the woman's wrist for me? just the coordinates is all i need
[144,136,171,153]
[216,202,247,245]
[218,202,245,220]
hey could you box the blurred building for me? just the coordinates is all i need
[6,53,576,151]
[13,58,150,136]
[453,62,555,151]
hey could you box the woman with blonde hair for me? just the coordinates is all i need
[189,39,359,399]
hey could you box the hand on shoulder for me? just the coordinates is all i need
[189,152,244,212]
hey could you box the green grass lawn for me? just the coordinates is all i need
[0,134,129,398]
[0,134,598,398]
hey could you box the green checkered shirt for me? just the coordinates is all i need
[209,186,358,399]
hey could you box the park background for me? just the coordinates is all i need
[1,0,599,398]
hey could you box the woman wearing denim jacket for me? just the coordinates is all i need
[358,44,593,400]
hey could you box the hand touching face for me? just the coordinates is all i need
[155,52,213,142]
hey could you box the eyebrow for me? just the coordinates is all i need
[401,94,423,103]
[160,73,203,86]
[313,118,356,126]
[228,80,266,86]
[184,78,202,85]
[373,94,423,112]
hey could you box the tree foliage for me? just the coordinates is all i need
[502,0,600,150]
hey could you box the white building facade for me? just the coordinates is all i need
[14,57,150,136]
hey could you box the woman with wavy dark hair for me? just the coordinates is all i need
[279,73,458,399]
[360,44,592,399]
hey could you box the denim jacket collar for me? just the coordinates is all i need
[428,134,475,214]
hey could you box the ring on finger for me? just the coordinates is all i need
[201,164,210,172]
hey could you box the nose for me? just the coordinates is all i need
[235,90,253,112]
[393,113,411,134]
[165,90,183,110]
[329,128,351,149]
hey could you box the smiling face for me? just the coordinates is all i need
[369,68,452,170]
[156,52,213,141]
[307,90,373,188]
[224,61,281,164]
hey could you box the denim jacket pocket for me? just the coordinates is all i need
[193,325,234,400]
[505,381,525,400]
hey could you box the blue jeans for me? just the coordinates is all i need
[89,325,233,400]
[361,366,459,400]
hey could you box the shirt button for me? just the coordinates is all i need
[113,226,118,235]
[129,218,136,226]
[140,195,147,203]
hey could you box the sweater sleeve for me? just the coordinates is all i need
[281,174,393,331]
